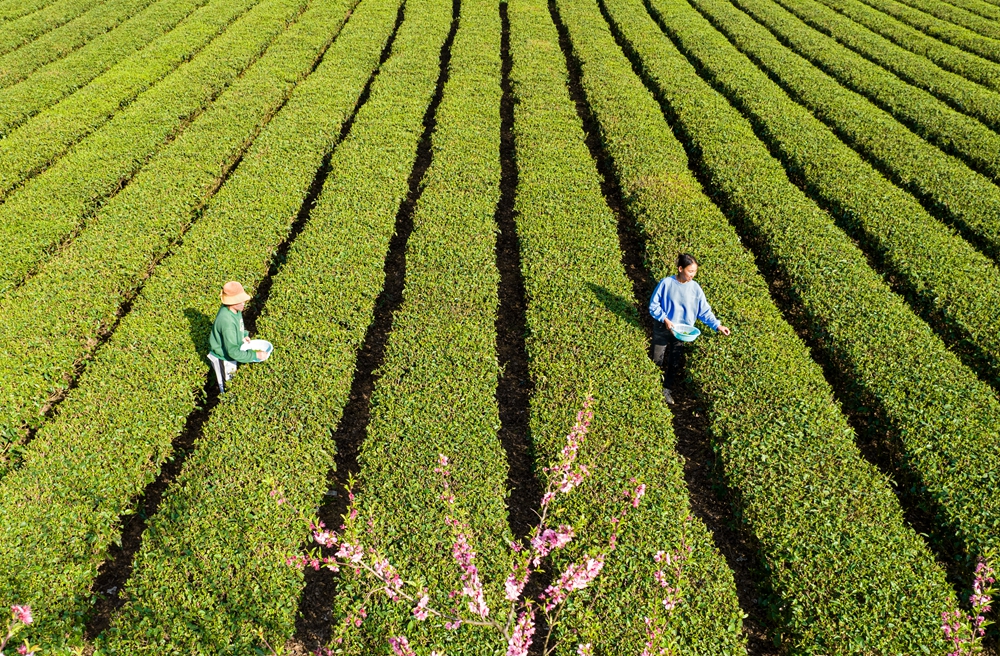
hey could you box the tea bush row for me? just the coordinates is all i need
[333,0,511,649]
[691,0,1000,270]
[812,0,1000,91]
[770,0,1000,131]
[0,0,383,642]
[852,0,1000,63]
[0,0,320,467]
[731,0,1000,188]
[882,0,1000,40]
[0,0,96,56]
[0,0,267,291]
[0,0,241,136]
[0,0,159,87]
[0,0,60,24]
[671,0,1000,407]
[99,0,454,649]
[645,0,1000,580]
[0,0,206,117]
[507,0,746,651]
[565,0,957,650]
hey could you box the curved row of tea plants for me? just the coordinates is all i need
[886,0,1000,39]
[641,0,1000,578]
[942,0,1000,20]
[0,0,321,467]
[731,0,1000,187]
[0,0,267,293]
[0,0,391,644]
[99,0,455,649]
[508,0,746,651]
[0,0,61,24]
[669,0,1000,398]
[769,0,1000,133]
[0,0,241,136]
[812,0,1000,92]
[562,0,957,649]
[333,0,511,650]
[0,0,205,98]
[853,0,1000,63]
[0,0,97,56]
[689,0,1000,268]
[0,0,159,88]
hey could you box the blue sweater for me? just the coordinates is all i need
[649,276,720,331]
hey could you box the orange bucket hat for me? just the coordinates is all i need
[220,281,252,305]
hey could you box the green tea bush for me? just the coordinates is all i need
[770,0,1000,131]
[99,0,454,649]
[0,0,268,289]
[0,0,324,468]
[0,0,61,24]
[812,0,1000,91]
[730,0,1000,186]
[688,0,1000,269]
[508,0,746,651]
[852,0,1000,63]
[880,0,1000,40]
[0,0,389,643]
[625,0,1000,594]
[0,0,239,135]
[0,0,206,104]
[660,0,1000,406]
[577,0,958,650]
[0,0,97,56]
[0,0,160,88]
[330,0,509,649]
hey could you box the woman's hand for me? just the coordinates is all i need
[664,318,674,331]
[719,325,731,336]
[257,350,270,361]
[243,336,251,344]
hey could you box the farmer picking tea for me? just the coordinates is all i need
[208,281,271,392]
[650,254,730,405]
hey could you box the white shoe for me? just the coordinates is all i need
[663,388,675,405]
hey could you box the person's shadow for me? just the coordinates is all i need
[184,308,213,360]
[585,282,648,335]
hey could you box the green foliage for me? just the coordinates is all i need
[0,0,161,88]
[625,0,1000,597]
[663,0,1000,421]
[0,0,318,460]
[877,0,1000,40]
[689,0,1000,269]
[810,0,1000,92]
[0,0,97,56]
[0,0,208,117]
[848,0,1000,63]
[0,0,371,643]
[507,0,745,652]
[583,0,957,650]
[728,0,1000,188]
[98,0,458,649]
[330,0,510,651]
[0,0,62,24]
[769,0,1000,131]
[0,0,266,292]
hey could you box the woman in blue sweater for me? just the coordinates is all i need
[649,254,730,404]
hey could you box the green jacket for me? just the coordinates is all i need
[209,306,258,364]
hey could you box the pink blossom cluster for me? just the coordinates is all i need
[942,556,996,656]
[530,525,575,566]
[542,556,605,611]
[506,609,536,656]
[389,636,416,656]
[451,532,489,618]
[1,605,35,656]
[541,397,594,507]
[373,557,404,600]
[9,607,30,627]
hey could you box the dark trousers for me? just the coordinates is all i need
[651,321,686,389]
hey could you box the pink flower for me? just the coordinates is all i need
[654,570,668,587]
[445,619,462,630]
[542,556,605,610]
[336,542,364,563]
[654,551,667,564]
[530,525,575,565]
[505,566,530,601]
[11,605,32,625]
[373,558,404,600]
[389,636,416,656]
[506,608,536,656]
[452,533,489,618]
[631,484,646,508]
[412,593,430,621]
[577,645,593,656]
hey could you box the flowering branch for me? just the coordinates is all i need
[0,605,39,656]
[942,555,996,656]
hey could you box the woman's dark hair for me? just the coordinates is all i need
[676,253,698,269]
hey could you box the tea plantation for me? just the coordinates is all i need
[1,0,999,651]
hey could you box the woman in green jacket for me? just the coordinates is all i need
[208,281,269,391]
